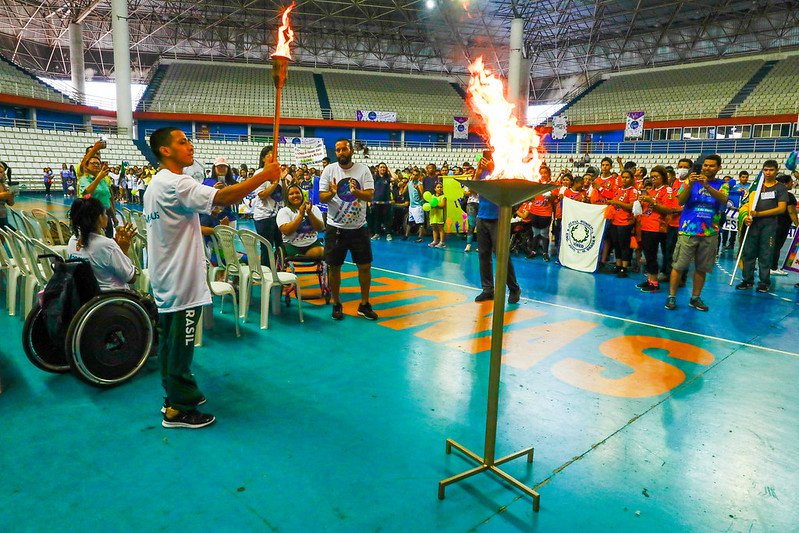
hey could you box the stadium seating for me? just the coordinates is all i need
[563,60,763,124]
[734,56,799,117]
[0,56,76,105]
[0,126,149,190]
[141,61,323,118]
[323,71,465,124]
[191,139,294,169]
[351,145,481,170]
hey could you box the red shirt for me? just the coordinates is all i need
[667,178,687,228]
[528,192,554,217]
[591,175,617,205]
[639,185,675,233]
[611,187,638,226]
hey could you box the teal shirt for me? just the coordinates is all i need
[79,174,112,209]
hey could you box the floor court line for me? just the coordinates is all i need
[363,263,799,359]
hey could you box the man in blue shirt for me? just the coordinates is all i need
[665,154,729,312]
[474,154,521,304]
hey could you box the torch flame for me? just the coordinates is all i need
[271,2,296,60]
[467,57,543,181]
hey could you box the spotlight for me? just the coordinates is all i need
[426,0,436,9]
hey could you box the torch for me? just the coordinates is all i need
[437,57,556,512]
[271,3,296,160]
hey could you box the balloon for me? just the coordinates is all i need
[430,197,439,208]
[423,191,433,202]
[455,222,460,232]
[475,154,482,162]
[422,203,432,212]
[462,212,468,220]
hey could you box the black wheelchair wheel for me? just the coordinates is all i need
[65,294,156,388]
[22,302,70,374]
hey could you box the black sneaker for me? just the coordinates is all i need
[357,302,378,320]
[616,268,628,278]
[665,296,677,310]
[636,280,651,289]
[332,303,344,320]
[689,297,709,311]
[161,396,206,414]
[162,408,215,429]
[756,283,769,293]
[736,281,754,291]
[508,290,521,304]
[640,283,659,293]
[474,292,494,302]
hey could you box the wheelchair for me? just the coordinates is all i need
[22,257,158,388]
[283,251,331,304]
[509,220,534,256]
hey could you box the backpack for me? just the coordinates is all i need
[40,255,101,348]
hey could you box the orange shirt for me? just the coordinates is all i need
[591,175,617,205]
[558,187,586,219]
[667,178,687,228]
[528,192,554,217]
[611,187,637,226]
[639,185,675,233]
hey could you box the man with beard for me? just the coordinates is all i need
[319,139,377,321]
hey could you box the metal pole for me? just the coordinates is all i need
[111,0,133,133]
[483,204,512,465]
[68,22,85,103]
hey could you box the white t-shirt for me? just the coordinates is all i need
[144,168,217,313]
[319,162,374,229]
[252,169,284,220]
[66,234,135,291]
[276,205,323,247]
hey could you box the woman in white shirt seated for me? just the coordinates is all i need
[277,184,325,258]
[66,197,138,290]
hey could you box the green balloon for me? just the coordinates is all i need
[475,154,482,162]
[430,197,439,208]
[423,191,433,202]
[422,203,432,212]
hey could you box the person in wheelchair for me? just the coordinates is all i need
[66,197,138,290]
[277,184,325,258]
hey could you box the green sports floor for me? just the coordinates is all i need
[1,195,797,531]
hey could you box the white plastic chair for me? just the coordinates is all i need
[212,225,251,292]
[0,228,37,316]
[201,243,240,338]
[237,229,303,329]
[126,233,151,293]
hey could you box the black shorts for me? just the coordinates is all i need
[531,214,552,229]
[324,226,373,266]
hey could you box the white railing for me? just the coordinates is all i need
[542,138,799,155]
[0,117,130,136]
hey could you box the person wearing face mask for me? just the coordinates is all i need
[661,159,690,280]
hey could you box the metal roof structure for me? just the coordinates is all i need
[1,0,799,103]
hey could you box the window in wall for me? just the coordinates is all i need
[752,123,792,138]
[683,127,710,140]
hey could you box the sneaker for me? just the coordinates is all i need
[665,296,677,310]
[689,297,709,311]
[756,283,770,293]
[640,283,659,293]
[161,396,206,414]
[464,244,472,252]
[543,253,550,262]
[436,243,446,248]
[357,302,378,320]
[415,238,424,243]
[636,280,651,289]
[332,303,344,320]
[616,268,628,278]
[386,234,393,241]
[428,242,438,247]
[771,269,787,276]
[736,281,754,291]
[508,290,521,304]
[370,234,379,241]
[162,408,215,429]
[474,291,494,302]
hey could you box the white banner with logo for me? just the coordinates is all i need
[559,197,608,272]
[356,110,397,122]
[453,116,469,139]
[292,138,327,167]
[625,111,645,139]
[551,115,568,140]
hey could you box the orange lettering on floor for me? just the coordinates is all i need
[551,336,714,398]
[342,289,465,317]
[448,319,599,370]
[382,302,544,343]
